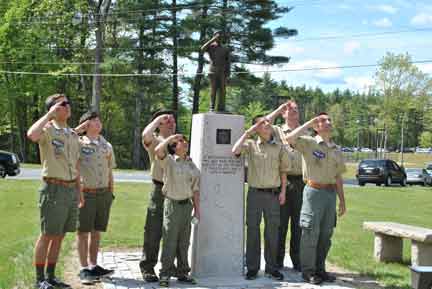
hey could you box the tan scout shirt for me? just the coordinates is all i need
[143,134,165,182]
[158,155,200,200]
[79,135,116,189]
[293,135,346,184]
[241,138,292,188]
[272,124,303,176]
[38,122,80,181]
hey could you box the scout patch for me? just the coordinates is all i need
[81,146,96,155]
[52,139,65,156]
[312,150,326,159]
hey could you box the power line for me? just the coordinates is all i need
[1,59,431,77]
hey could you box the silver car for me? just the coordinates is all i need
[406,168,432,186]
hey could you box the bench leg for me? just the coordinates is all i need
[374,233,403,262]
[412,241,432,266]
[411,270,432,289]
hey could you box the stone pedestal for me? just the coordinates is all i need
[374,233,403,262]
[189,113,245,278]
[412,241,432,266]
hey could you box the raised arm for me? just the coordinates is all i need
[154,134,183,160]
[265,102,289,124]
[232,119,265,155]
[27,101,62,142]
[201,33,220,52]
[142,114,171,147]
[285,116,321,145]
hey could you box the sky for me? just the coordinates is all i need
[252,0,432,93]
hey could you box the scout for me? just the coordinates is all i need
[154,134,200,287]
[74,111,116,284]
[139,110,177,282]
[286,112,347,285]
[232,115,291,281]
[27,94,81,289]
[265,100,305,271]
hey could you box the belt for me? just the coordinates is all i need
[250,187,280,194]
[287,175,303,179]
[82,187,110,193]
[307,180,336,190]
[43,177,77,188]
[170,198,191,205]
[153,179,164,186]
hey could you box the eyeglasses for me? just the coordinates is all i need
[60,101,71,107]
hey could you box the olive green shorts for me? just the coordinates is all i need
[78,190,114,232]
[39,182,79,235]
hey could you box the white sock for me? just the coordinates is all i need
[89,264,96,270]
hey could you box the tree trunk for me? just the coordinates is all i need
[171,0,179,117]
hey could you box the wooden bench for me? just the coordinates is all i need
[363,222,432,266]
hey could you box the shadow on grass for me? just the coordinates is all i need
[331,271,411,289]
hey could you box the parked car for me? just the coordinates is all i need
[0,150,20,178]
[356,159,407,186]
[406,168,432,186]
[360,147,374,153]
[341,147,354,152]
[415,147,432,154]
[426,163,432,175]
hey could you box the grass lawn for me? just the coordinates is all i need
[1,179,431,289]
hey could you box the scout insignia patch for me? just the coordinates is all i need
[312,150,326,159]
[81,147,96,155]
[52,139,65,156]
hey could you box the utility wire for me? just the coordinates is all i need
[1,59,431,77]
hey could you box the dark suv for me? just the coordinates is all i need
[356,159,406,186]
[0,150,20,178]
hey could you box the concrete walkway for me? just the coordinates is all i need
[97,251,366,289]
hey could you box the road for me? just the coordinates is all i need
[7,168,359,186]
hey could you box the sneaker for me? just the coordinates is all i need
[302,272,323,285]
[177,275,197,284]
[318,271,336,282]
[159,276,169,287]
[79,269,96,285]
[265,270,284,281]
[91,265,115,279]
[245,270,258,280]
[46,278,71,288]
[34,281,54,289]
[142,268,159,282]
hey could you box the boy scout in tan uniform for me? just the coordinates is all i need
[140,110,178,282]
[155,134,200,287]
[27,94,80,289]
[266,101,305,271]
[74,111,116,284]
[286,112,347,285]
[232,115,291,281]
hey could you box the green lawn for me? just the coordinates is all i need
[1,180,431,289]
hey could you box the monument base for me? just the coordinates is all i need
[189,113,245,278]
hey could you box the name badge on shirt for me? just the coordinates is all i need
[312,150,326,159]
[52,139,65,156]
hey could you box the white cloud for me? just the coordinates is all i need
[343,41,360,55]
[288,59,342,79]
[374,4,398,14]
[344,76,374,92]
[411,13,432,26]
[417,63,432,74]
[373,18,393,28]
[269,41,305,56]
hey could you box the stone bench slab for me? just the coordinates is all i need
[363,222,432,243]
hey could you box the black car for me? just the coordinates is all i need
[356,159,407,186]
[0,150,20,178]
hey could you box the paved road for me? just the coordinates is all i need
[8,168,359,186]
[7,168,152,183]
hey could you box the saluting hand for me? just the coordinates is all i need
[246,118,265,137]
[47,101,64,120]
[74,120,90,134]
[157,114,173,126]
[167,134,183,144]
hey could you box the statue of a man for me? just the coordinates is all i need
[201,32,231,112]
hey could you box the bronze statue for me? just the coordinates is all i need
[201,32,231,112]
